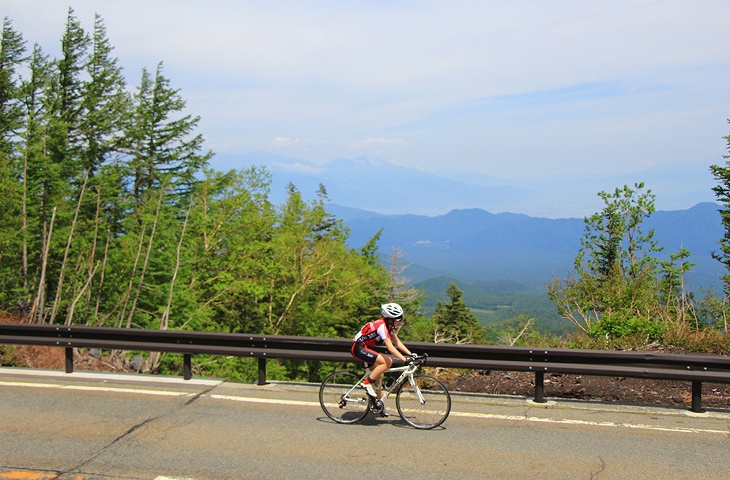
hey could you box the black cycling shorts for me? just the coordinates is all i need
[351,341,379,365]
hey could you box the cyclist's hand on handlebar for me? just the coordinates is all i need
[404,356,415,364]
[409,353,418,359]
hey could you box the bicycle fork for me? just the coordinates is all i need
[408,376,427,405]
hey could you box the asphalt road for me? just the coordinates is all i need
[1,367,729,480]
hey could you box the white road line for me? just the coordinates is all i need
[2,380,728,435]
[0,381,193,397]
[59,385,193,396]
[0,367,222,386]
[154,477,198,480]
[448,411,730,435]
[0,381,62,389]
[210,394,319,407]
[211,394,730,435]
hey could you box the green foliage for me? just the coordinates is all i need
[124,63,211,205]
[585,313,666,342]
[547,182,695,339]
[432,283,487,343]
[0,17,26,156]
[576,183,660,279]
[710,119,730,295]
[5,11,730,384]
[0,18,30,310]
[397,314,435,343]
[0,12,390,366]
[418,278,575,340]
[697,287,730,332]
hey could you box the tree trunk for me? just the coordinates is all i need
[49,173,88,324]
[150,201,191,372]
[125,187,164,329]
[29,207,56,324]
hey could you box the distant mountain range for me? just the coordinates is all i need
[210,152,725,294]
[330,202,726,294]
[210,152,717,219]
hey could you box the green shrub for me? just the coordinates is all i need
[586,314,666,342]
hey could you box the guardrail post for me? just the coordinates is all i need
[183,354,192,380]
[533,371,546,403]
[65,347,74,373]
[691,380,705,413]
[257,358,267,385]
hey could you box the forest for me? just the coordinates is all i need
[0,12,426,379]
[3,11,730,383]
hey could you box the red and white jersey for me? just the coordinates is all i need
[353,318,394,348]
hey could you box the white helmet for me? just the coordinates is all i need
[381,303,404,320]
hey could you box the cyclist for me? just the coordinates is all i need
[351,303,417,405]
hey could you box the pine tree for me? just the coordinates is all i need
[124,62,211,209]
[108,62,212,329]
[72,14,130,324]
[31,9,93,323]
[710,120,730,295]
[0,17,27,309]
[432,283,486,343]
[80,14,128,177]
[46,8,89,186]
[18,44,52,318]
[0,16,26,155]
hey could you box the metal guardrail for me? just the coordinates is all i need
[1,323,730,413]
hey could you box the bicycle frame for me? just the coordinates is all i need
[320,352,450,429]
[359,359,425,403]
[331,359,420,407]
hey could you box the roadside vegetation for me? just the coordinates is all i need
[2,11,730,384]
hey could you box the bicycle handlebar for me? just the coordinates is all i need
[409,353,428,366]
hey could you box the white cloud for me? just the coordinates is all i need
[4,0,730,215]
[350,137,407,149]
[271,161,323,175]
[272,137,305,149]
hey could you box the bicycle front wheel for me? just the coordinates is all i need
[319,371,370,424]
[395,374,451,429]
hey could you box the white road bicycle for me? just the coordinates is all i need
[319,353,451,430]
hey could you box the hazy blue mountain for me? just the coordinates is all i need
[214,152,523,216]
[209,152,724,293]
[211,152,717,219]
[338,202,725,294]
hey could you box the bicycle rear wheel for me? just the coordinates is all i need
[395,374,451,429]
[319,371,370,424]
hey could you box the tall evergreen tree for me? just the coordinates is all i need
[0,17,26,155]
[0,17,27,309]
[124,62,211,208]
[71,14,130,324]
[46,8,89,186]
[112,62,212,329]
[80,14,128,178]
[432,283,486,343]
[710,119,730,295]
[17,44,52,317]
[33,9,93,323]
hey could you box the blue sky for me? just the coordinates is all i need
[4,1,730,217]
